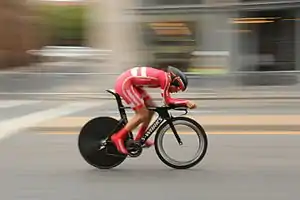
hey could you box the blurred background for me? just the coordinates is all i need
[2,0,300,96]
[1,1,300,198]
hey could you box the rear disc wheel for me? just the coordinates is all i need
[78,116,127,169]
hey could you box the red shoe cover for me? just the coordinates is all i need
[111,128,129,154]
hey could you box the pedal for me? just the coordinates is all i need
[105,142,127,157]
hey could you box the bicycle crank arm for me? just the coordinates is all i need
[167,120,183,145]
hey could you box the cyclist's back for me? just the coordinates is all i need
[116,66,167,89]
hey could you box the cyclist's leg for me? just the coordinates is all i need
[112,82,150,154]
[134,88,156,147]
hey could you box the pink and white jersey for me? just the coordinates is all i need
[114,66,188,109]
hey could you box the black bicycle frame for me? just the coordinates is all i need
[106,90,183,145]
[139,107,182,145]
[106,90,134,139]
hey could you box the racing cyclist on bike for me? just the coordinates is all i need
[111,66,197,155]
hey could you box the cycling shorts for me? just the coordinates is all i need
[115,74,151,110]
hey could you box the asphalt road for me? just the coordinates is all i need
[0,98,300,200]
[0,63,300,200]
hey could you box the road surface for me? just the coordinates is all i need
[0,63,300,200]
[0,98,300,200]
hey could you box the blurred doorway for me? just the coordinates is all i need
[140,21,197,72]
[238,10,296,71]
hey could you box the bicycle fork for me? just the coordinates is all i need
[167,118,183,145]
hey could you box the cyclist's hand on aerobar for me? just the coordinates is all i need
[186,100,197,109]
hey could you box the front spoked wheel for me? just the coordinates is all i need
[154,117,208,169]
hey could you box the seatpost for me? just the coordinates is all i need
[106,90,128,122]
[106,90,133,139]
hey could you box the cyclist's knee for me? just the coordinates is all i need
[140,111,150,122]
[148,110,154,118]
[144,99,155,116]
[136,106,150,122]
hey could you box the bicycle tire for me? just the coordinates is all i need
[78,116,127,169]
[154,116,208,169]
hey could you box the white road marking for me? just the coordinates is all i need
[95,110,215,115]
[0,92,217,96]
[0,72,118,75]
[0,101,107,141]
[0,100,41,108]
[0,92,104,95]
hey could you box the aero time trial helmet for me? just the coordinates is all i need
[167,66,188,91]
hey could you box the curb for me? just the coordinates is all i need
[1,93,300,100]
[88,96,300,100]
[78,93,300,100]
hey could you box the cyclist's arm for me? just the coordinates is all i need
[160,72,188,106]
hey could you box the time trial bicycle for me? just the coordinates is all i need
[78,89,208,169]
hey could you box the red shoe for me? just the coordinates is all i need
[111,129,129,155]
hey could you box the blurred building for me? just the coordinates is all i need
[128,0,300,79]
[0,0,44,69]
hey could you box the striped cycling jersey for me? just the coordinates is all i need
[117,66,188,106]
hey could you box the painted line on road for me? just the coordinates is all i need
[0,72,119,75]
[34,115,300,128]
[0,100,42,108]
[0,92,106,95]
[2,70,300,75]
[38,131,300,135]
[0,101,108,141]
[0,92,299,95]
[0,92,216,96]
[33,114,300,135]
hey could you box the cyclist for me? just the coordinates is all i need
[111,66,197,154]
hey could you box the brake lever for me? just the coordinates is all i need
[173,107,188,115]
[183,109,188,115]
